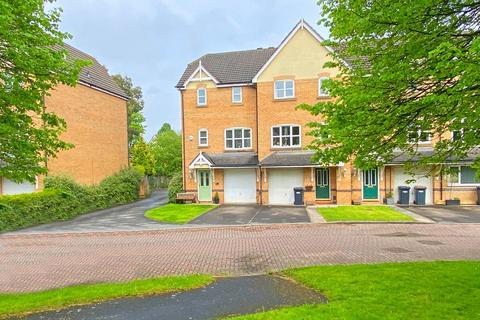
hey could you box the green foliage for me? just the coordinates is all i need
[130,136,156,176]
[150,123,182,177]
[167,171,183,203]
[317,206,414,222]
[0,0,90,183]
[299,0,480,172]
[0,168,142,232]
[0,275,213,318]
[112,74,145,148]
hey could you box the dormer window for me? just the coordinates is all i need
[198,129,208,147]
[197,88,207,106]
[232,87,242,103]
[274,80,295,99]
[318,77,330,97]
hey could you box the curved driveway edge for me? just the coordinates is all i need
[1,223,479,292]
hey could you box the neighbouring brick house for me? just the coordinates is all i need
[176,20,479,206]
[0,44,129,195]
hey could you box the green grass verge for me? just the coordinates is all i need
[0,274,213,319]
[318,205,414,222]
[228,261,480,319]
[144,203,217,224]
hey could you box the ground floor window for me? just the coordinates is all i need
[449,166,480,184]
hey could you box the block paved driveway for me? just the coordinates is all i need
[404,205,480,223]
[1,223,479,292]
[189,205,309,225]
[12,190,171,234]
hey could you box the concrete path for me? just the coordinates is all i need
[189,205,309,225]
[11,190,170,234]
[26,275,326,320]
[404,205,480,223]
[2,223,479,292]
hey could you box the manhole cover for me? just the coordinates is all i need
[383,247,412,253]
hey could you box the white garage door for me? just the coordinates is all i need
[268,169,304,205]
[224,169,257,203]
[393,166,433,205]
[2,178,36,195]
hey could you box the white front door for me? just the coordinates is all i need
[268,168,303,205]
[393,166,433,205]
[2,178,36,195]
[224,169,257,203]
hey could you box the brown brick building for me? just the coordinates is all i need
[176,20,479,206]
[0,44,129,195]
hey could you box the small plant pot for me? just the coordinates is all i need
[305,185,313,192]
[446,199,460,206]
[383,198,394,205]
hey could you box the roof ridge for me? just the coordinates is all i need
[203,47,276,57]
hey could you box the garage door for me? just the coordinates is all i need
[2,178,36,195]
[224,169,257,203]
[268,169,303,205]
[393,166,433,205]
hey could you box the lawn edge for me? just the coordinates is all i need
[144,204,218,224]
[0,274,214,319]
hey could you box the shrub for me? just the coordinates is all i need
[167,172,183,203]
[0,168,143,232]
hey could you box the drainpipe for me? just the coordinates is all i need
[259,164,263,206]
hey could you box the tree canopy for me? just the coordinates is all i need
[130,136,156,176]
[0,0,88,182]
[300,0,480,172]
[112,74,145,148]
[150,124,182,178]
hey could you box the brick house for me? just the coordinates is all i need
[0,44,129,195]
[176,20,479,206]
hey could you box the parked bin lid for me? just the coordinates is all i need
[293,187,304,191]
[398,186,411,190]
[414,186,427,190]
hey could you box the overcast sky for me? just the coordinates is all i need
[53,0,328,140]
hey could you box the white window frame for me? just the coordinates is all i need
[197,88,207,106]
[198,128,208,147]
[274,80,295,99]
[271,124,301,148]
[318,77,330,97]
[448,166,480,186]
[232,87,243,104]
[408,129,431,144]
[224,127,252,150]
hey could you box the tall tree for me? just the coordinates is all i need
[130,136,156,176]
[300,0,480,172]
[112,74,145,148]
[0,0,88,182]
[150,124,182,177]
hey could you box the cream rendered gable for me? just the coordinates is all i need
[256,28,339,82]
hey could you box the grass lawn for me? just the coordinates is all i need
[318,205,414,222]
[144,203,217,224]
[229,261,480,319]
[0,274,213,319]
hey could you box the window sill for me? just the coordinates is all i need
[197,105,208,108]
[198,145,209,149]
[230,103,244,106]
[224,148,254,152]
[270,147,302,151]
[450,183,480,187]
[273,97,296,102]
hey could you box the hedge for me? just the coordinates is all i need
[167,172,183,203]
[0,168,143,232]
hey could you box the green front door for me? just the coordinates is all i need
[363,169,378,200]
[197,170,211,201]
[316,168,330,199]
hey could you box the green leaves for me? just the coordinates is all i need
[150,124,182,178]
[302,0,480,171]
[0,0,89,182]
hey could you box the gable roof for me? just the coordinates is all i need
[59,43,128,99]
[176,47,276,89]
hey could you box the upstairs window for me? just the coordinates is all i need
[272,125,301,148]
[197,88,207,106]
[408,130,431,144]
[318,77,330,97]
[274,80,295,99]
[198,129,208,146]
[232,87,242,103]
[225,128,252,150]
[449,166,480,185]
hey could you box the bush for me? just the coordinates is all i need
[167,172,183,203]
[0,168,143,232]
